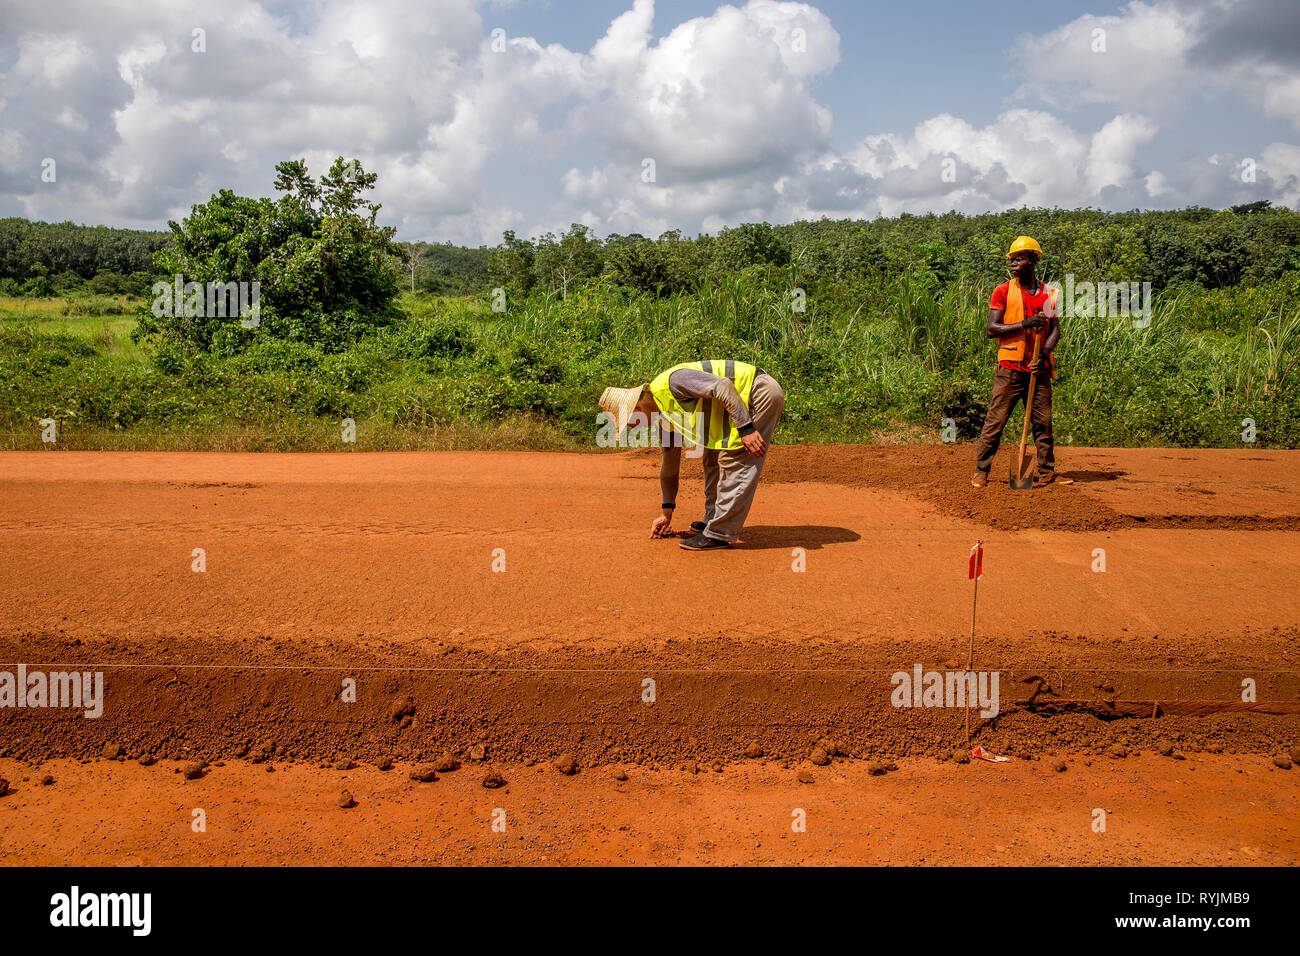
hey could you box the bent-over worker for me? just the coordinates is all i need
[599,360,784,550]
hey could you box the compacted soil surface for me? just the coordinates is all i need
[1,445,1296,864]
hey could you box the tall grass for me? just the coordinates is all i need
[3,272,1298,450]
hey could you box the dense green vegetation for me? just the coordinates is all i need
[4,269,1295,451]
[5,199,1297,300]
[2,178,1297,451]
[488,202,1300,298]
[0,218,167,298]
[133,158,405,354]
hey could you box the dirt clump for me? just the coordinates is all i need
[481,770,506,789]
[388,695,415,722]
[553,754,578,775]
[409,765,438,782]
[338,790,356,809]
[766,444,1131,533]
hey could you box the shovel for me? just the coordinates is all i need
[1009,332,1044,490]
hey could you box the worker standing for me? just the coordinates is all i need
[599,360,784,550]
[971,236,1074,488]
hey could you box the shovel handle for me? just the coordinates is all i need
[1015,334,1045,482]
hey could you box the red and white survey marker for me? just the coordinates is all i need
[968,540,984,580]
[971,746,1010,763]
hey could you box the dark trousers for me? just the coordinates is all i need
[974,366,1055,474]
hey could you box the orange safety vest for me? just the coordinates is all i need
[998,278,1058,378]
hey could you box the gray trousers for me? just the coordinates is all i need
[701,373,785,542]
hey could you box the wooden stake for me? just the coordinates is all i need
[966,573,979,742]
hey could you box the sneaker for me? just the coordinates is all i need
[970,469,988,489]
[679,533,731,551]
[690,520,707,532]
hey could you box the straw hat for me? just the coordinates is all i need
[599,384,649,439]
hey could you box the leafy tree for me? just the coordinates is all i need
[135,157,402,353]
[534,223,603,297]
[1195,210,1250,288]
[488,229,537,297]
[712,222,790,272]
[605,237,672,295]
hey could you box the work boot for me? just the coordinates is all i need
[1036,470,1074,486]
[970,469,988,489]
[680,533,731,551]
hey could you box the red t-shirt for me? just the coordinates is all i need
[991,281,1053,372]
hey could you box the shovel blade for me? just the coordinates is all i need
[1009,449,1036,490]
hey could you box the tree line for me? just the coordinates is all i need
[490,202,1300,299]
[3,198,1297,305]
[0,218,170,296]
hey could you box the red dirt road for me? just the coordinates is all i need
[0,444,1297,864]
[2,445,1296,653]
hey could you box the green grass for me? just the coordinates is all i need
[3,273,1298,451]
[0,294,145,361]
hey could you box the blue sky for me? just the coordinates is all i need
[1,0,1297,244]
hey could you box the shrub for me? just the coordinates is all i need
[135,157,402,353]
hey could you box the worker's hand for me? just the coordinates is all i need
[1030,353,1051,375]
[650,513,673,538]
[1021,314,1047,331]
[741,431,767,458]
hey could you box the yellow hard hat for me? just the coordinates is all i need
[1006,235,1043,259]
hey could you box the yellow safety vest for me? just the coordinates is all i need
[649,359,757,451]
